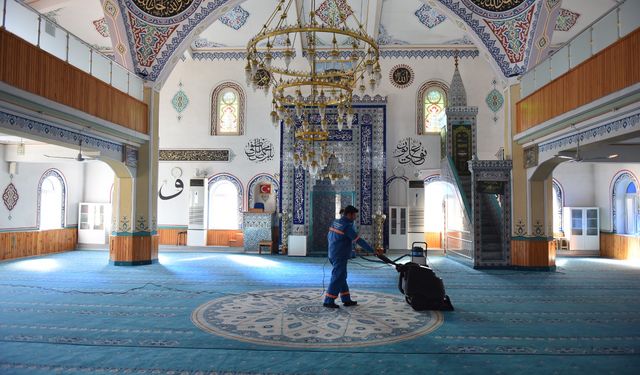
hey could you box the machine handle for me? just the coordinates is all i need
[411,241,428,250]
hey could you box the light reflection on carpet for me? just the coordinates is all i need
[192,288,443,348]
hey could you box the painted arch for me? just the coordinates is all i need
[101,0,560,83]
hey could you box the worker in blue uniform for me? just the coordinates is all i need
[324,205,381,308]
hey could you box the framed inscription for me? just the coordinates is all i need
[389,64,414,89]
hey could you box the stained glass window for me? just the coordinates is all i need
[211,82,245,136]
[217,89,239,134]
[424,87,447,132]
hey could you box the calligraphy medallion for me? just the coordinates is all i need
[389,65,414,89]
[131,0,195,18]
[254,69,271,88]
[461,0,535,19]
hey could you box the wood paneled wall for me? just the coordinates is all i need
[207,230,243,247]
[425,232,442,249]
[0,228,77,261]
[109,235,158,264]
[158,229,187,245]
[511,239,556,268]
[0,29,148,134]
[516,28,640,134]
[601,233,640,260]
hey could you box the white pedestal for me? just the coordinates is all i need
[187,229,207,247]
[288,235,307,256]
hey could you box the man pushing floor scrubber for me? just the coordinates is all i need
[323,205,382,308]
[324,205,453,311]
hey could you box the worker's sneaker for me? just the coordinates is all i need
[323,302,340,309]
[343,300,358,307]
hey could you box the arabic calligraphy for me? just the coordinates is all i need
[132,0,194,18]
[468,0,525,12]
[245,138,274,163]
[390,65,414,89]
[159,178,184,200]
[393,138,427,166]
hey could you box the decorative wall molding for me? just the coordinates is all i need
[415,4,446,29]
[0,110,126,162]
[36,169,67,230]
[555,8,580,32]
[171,81,189,121]
[380,49,479,59]
[539,112,640,154]
[219,5,250,30]
[159,149,233,162]
[2,182,18,215]
[192,51,297,61]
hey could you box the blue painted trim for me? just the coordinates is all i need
[158,225,188,230]
[110,231,158,237]
[110,259,158,266]
[511,236,554,241]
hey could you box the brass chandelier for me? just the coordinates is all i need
[245,0,381,176]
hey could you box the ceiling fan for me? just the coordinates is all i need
[44,139,96,162]
[555,138,618,162]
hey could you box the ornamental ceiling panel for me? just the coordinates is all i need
[433,0,561,77]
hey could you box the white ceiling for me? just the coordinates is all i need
[24,0,112,51]
[551,0,620,46]
[19,1,626,65]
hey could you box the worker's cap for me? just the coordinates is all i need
[343,205,358,215]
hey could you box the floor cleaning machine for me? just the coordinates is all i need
[376,242,454,311]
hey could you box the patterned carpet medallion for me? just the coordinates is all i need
[192,288,443,348]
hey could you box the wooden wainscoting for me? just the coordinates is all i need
[511,238,556,268]
[0,29,148,134]
[207,230,244,247]
[601,232,640,260]
[516,28,640,134]
[0,228,77,261]
[424,232,442,249]
[109,235,159,265]
[158,228,188,246]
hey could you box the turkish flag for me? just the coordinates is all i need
[259,184,271,194]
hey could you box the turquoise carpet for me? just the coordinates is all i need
[0,251,639,374]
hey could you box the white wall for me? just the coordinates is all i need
[553,161,640,232]
[0,144,86,230]
[592,163,640,232]
[553,162,595,207]
[158,54,504,226]
[83,161,115,203]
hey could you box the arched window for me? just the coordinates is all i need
[552,179,564,235]
[417,81,448,134]
[37,169,66,230]
[208,174,244,230]
[611,171,639,235]
[211,82,245,136]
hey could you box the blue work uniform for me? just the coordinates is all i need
[324,216,374,304]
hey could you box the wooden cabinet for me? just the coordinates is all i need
[563,207,600,251]
[78,203,111,244]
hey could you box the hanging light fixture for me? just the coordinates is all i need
[320,152,348,185]
[246,0,380,172]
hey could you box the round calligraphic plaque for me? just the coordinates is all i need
[131,0,195,18]
[389,65,414,89]
[254,69,271,88]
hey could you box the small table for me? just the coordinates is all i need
[258,241,273,254]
